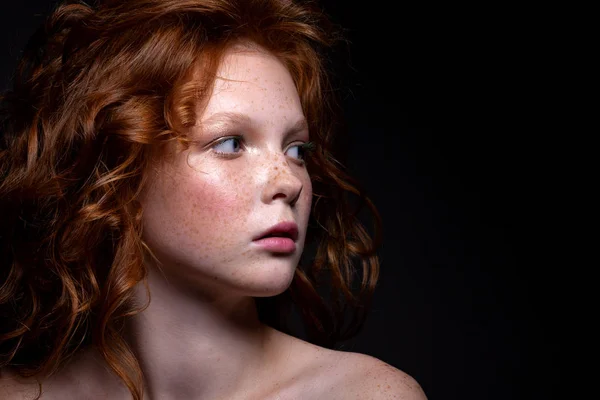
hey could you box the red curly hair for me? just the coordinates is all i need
[0,0,382,399]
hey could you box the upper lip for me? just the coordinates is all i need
[253,221,299,242]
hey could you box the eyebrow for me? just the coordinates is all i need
[200,111,309,138]
[201,111,251,127]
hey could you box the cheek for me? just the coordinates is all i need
[143,167,252,250]
[179,173,252,233]
[301,173,313,210]
[186,182,246,226]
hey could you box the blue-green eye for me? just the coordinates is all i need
[287,141,316,162]
[210,136,316,162]
[212,137,243,156]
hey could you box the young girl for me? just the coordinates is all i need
[0,1,427,399]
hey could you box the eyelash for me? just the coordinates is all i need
[210,136,316,163]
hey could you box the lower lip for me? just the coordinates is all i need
[252,237,296,253]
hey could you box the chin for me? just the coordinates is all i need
[241,265,297,298]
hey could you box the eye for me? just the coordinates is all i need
[286,141,316,162]
[210,137,316,162]
[211,136,244,157]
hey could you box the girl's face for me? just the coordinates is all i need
[139,45,312,299]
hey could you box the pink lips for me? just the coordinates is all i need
[253,236,296,253]
[252,221,298,253]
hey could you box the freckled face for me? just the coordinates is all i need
[139,45,312,298]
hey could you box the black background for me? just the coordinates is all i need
[0,2,560,399]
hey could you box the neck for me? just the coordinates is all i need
[119,264,277,399]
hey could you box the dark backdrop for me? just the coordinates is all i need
[1,2,557,400]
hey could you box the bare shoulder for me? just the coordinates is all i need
[0,350,127,400]
[0,368,43,400]
[283,338,427,400]
[333,352,428,400]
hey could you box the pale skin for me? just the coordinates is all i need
[0,43,427,400]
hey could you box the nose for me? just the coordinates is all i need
[260,152,304,206]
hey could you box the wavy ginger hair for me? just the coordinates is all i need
[0,0,382,398]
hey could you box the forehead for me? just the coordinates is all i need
[198,44,305,127]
